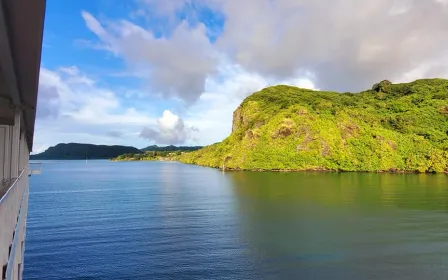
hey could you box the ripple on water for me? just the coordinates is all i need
[24,161,448,280]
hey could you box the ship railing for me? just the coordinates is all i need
[28,162,42,175]
[0,167,29,280]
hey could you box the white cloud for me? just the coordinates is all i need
[59,66,80,76]
[395,54,448,83]
[35,66,156,150]
[211,0,448,91]
[81,10,218,103]
[81,0,448,99]
[140,110,198,144]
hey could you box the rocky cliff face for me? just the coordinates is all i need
[231,106,242,133]
[180,79,448,173]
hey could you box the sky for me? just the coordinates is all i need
[34,0,448,153]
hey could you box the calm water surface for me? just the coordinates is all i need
[24,160,448,279]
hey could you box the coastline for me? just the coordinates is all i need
[110,158,174,162]
[35,158,447,174]
[176,161,448,174]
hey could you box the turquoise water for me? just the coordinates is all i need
[24,160,448,279]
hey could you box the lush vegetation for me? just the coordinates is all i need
[30,143,141,160]
[112,150,182,161]
[111,146,201,161]
[141,145,203,152]
[179,79,448,173]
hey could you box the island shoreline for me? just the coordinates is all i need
[111,159,448,174]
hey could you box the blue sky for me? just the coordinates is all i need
[34,0,448,153]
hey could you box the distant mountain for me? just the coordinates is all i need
[30,143,141,160]
[141,145,203,152]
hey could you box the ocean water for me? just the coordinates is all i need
[23,160,448,279]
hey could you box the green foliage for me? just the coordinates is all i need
[372,80,392,93]
[30,143,141,160]
[141,145,202,152]
[179,79,448,173]
[111,150,189,161]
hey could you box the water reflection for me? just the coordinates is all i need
[230,172,448,210]
[228,172,448,279]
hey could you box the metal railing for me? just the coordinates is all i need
[0,167,28,280]
[28,163,42,175]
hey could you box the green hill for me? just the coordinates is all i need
[179,79,448,173]
[142,145,203,152]
[30,143,141,160]
[112,146,203,161]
